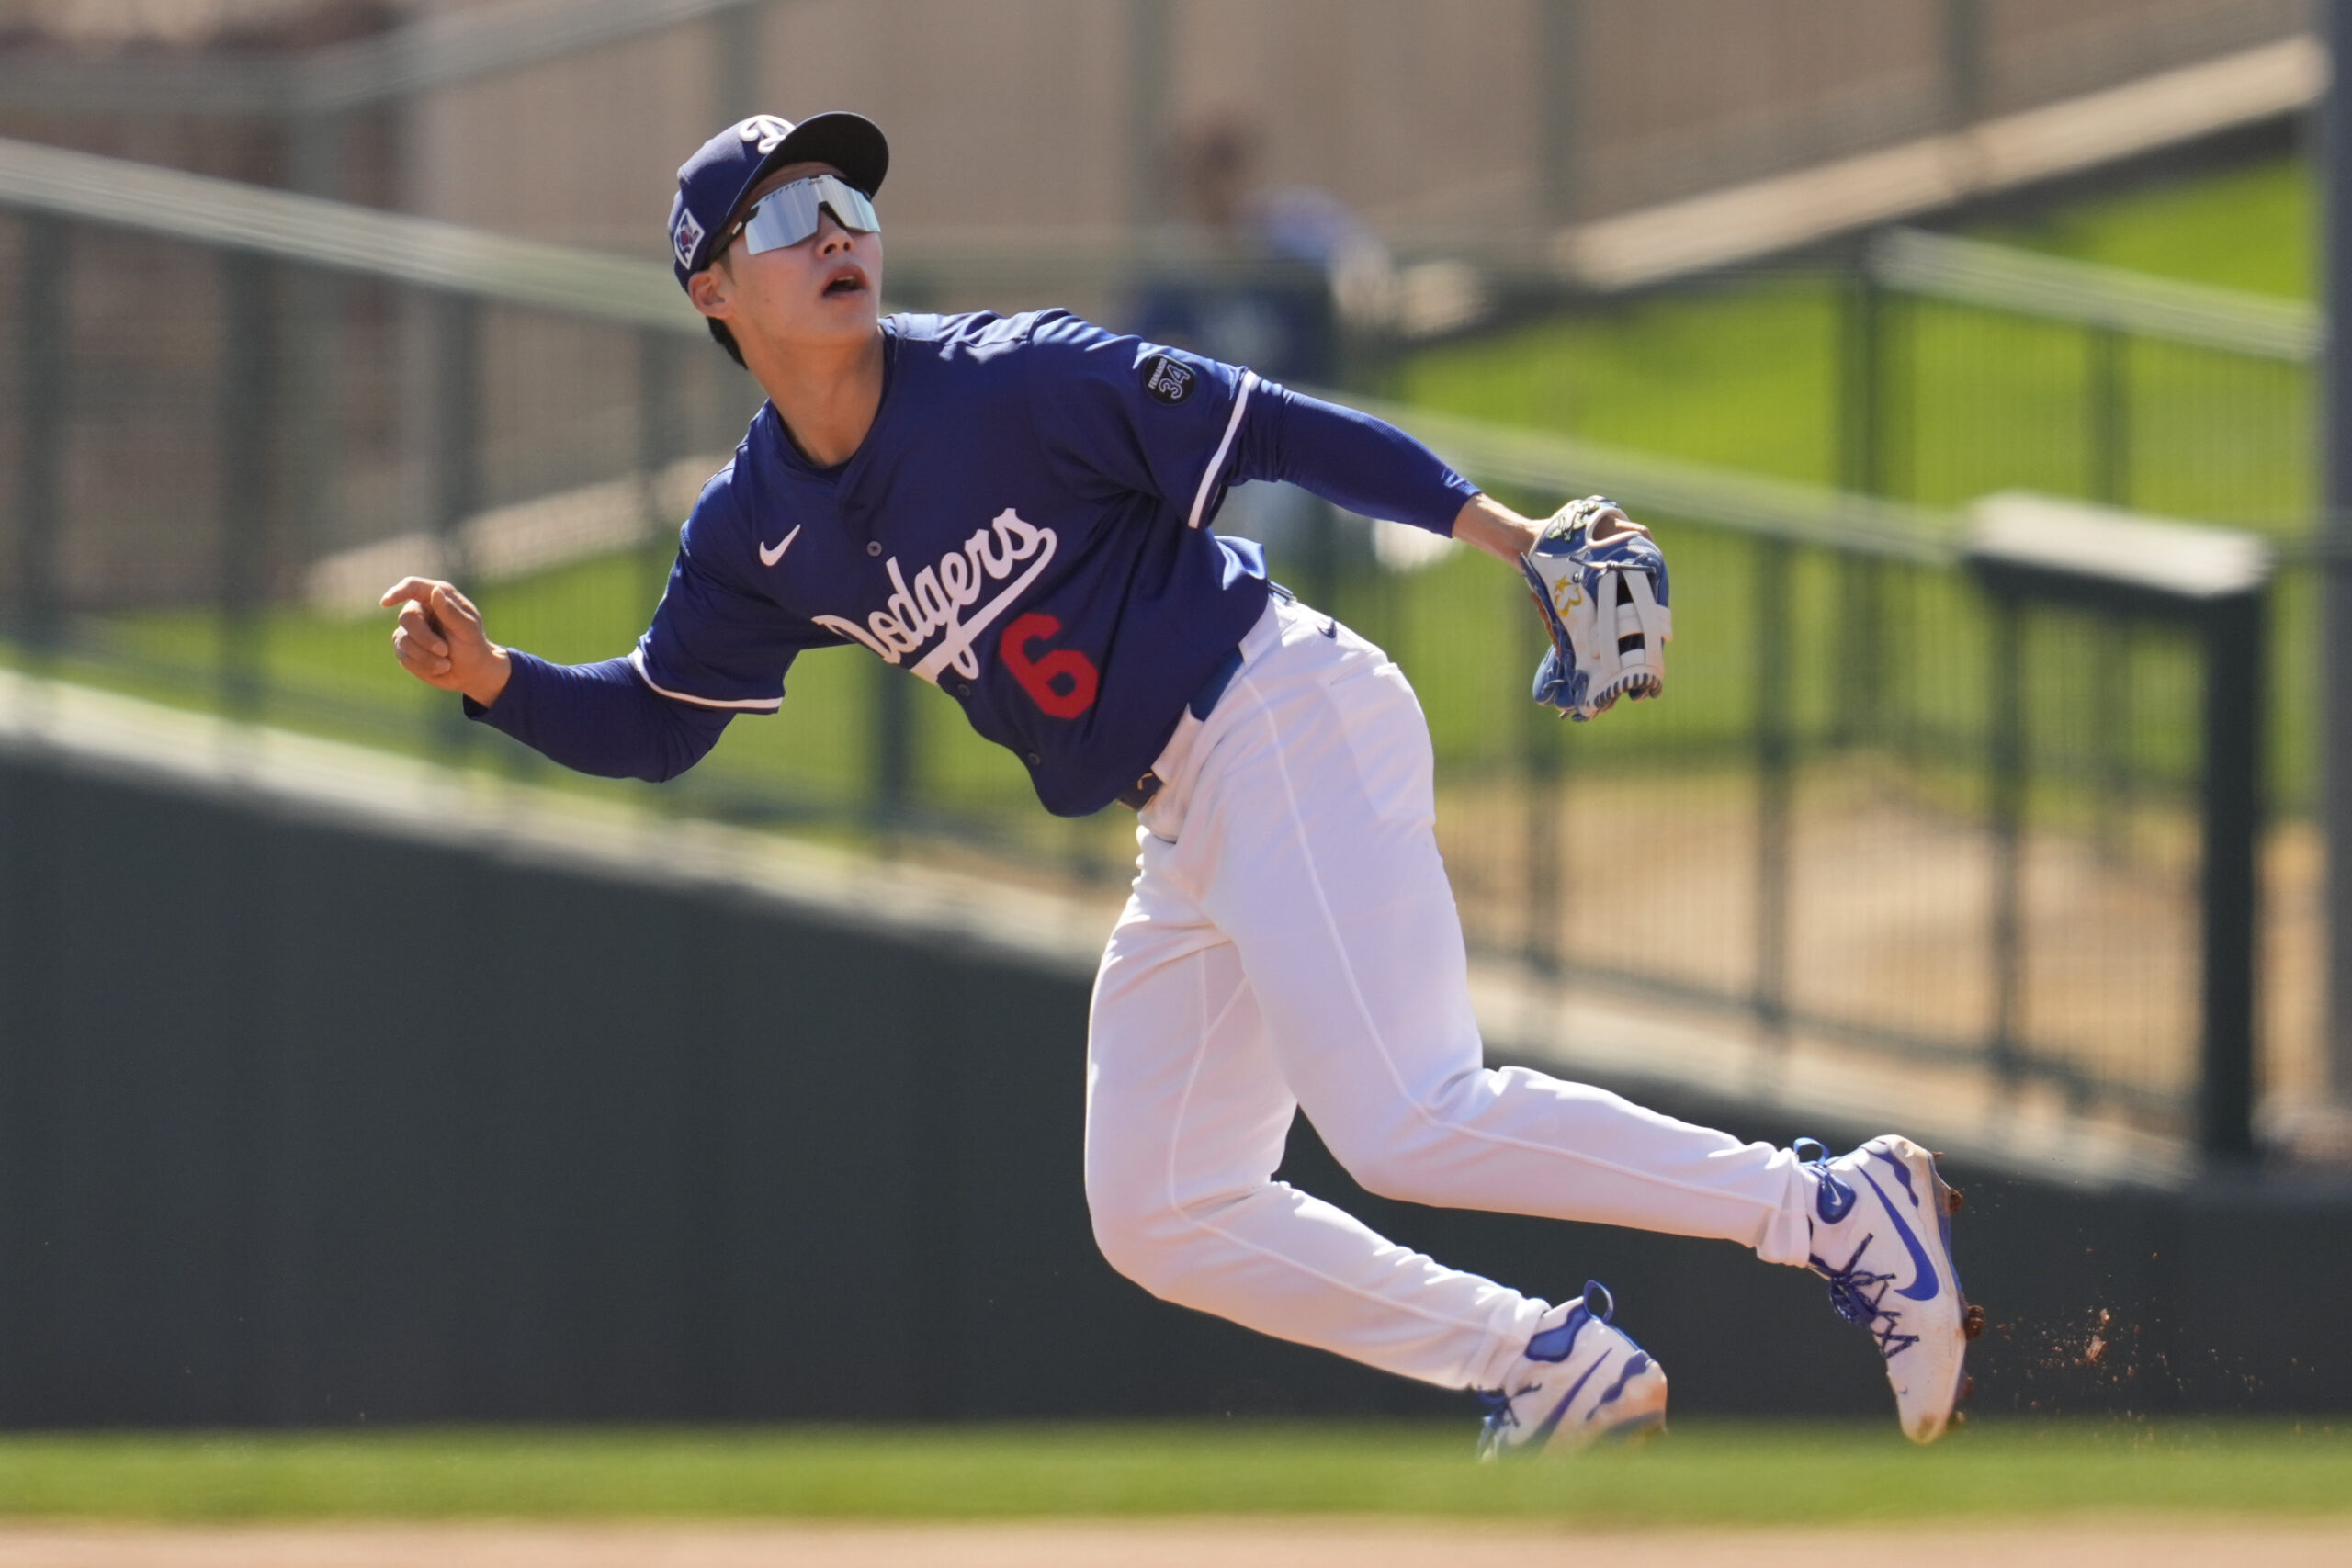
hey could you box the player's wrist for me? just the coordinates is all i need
[1452,494,1542,564]
[462,646,514,709]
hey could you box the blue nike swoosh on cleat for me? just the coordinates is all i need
[1525,1357,1608,1447]
[1858,1168,1941,1303]
[1593,1352,1652,1410]
[1871,1145,1920,1205]
[1798,1138,1858,1224]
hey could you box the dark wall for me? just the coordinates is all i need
[1,743,2346,1427]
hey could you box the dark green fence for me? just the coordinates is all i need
[3,737,2346,1423]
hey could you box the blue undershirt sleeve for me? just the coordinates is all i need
[464,650,733,784]
[1227,380,1479,535]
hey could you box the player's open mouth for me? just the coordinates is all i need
[821,265,867,299]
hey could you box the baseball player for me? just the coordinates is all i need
[382,112,1979,1454]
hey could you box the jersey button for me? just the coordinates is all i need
[865,540,882,557]
[956,682,972,697]
[1025,752,1043,765]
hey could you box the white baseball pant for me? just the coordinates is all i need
[1084,594,1815,1393]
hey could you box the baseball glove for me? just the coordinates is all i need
[1517,495,1672,721]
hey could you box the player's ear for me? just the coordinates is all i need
[687,262,732,321]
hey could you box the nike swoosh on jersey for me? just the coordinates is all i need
[758,524,803,568]
[1858,1168,1941,1303]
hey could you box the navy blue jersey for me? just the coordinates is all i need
[476,310,1476,814]
[636,312,1371,813]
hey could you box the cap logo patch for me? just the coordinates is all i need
[1143,355,1195,405]
[739,115,793,154]
[671,205,707,270]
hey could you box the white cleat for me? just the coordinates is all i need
[1476,1280,1668,1460]
[1800,1134,1982,1444]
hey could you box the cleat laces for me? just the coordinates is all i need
[1810,1234,1920,1361]
[1478,1384,1529,1436]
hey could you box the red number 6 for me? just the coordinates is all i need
[1000,612,1100,718]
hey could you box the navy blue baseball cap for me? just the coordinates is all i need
[667,112,889,289]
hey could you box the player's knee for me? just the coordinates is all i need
[1084,1182,1182,1295]
[1088,1209,1190,1299]
[1321,1083,1489,1203]
[1328,1141,1432,1204]
[1316,1118,1430,1202]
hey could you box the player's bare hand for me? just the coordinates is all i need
[379,577,512,708]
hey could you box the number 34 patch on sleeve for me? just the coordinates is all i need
[1142,355,1196,405]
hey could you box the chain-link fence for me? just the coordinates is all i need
[1396,223,2325,1145]
[0,134,2290,1156]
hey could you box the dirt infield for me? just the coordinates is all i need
[0,1520,2343,1568]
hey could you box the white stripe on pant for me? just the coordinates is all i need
[1083,596,1813,1393]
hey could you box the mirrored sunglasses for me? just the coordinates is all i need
[727,174,880,258]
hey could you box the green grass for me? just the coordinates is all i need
[1396,276,1844,488]
[1398,153,2318,528]
[1972,157,2311,297]
[0,1421,2341,1523]
[1375,152,2325,810]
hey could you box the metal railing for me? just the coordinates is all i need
[1848,224,2316,531]
[0,139,688,323]
[1866,228,2319,359]
[0,0,770,118]
[0,137,2274,1156]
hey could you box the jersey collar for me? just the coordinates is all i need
[767,324,900,484]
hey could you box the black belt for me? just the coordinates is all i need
[1116,643,1246,811]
